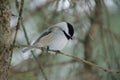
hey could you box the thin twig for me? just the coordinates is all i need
[13,0,24,45]
[11,0,24,50]
[57,51,120,73]
[31,50,48,80]
[13,45,120,73]
[10,0,24,64]
[21,19,48,80]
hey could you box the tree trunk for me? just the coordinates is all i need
[84,0,102,80]
[0,0,11,80]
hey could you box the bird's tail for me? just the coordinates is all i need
[22,47,32,53]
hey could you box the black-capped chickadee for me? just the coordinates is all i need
[22,22,74,53]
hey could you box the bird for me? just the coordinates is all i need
[22,22,74,53]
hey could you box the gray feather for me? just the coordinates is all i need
[22,27,53,53]
[22,47,32,53]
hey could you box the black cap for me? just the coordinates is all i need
[67,22,74,38]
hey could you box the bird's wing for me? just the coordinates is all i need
[32,27,54,45]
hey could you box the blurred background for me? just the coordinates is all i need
[10,0,120,80]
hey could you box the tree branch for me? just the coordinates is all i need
[13,45,120,73]
[21,13,48,80]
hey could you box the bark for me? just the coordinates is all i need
[84,0,102,80]
[0,0,11,80]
